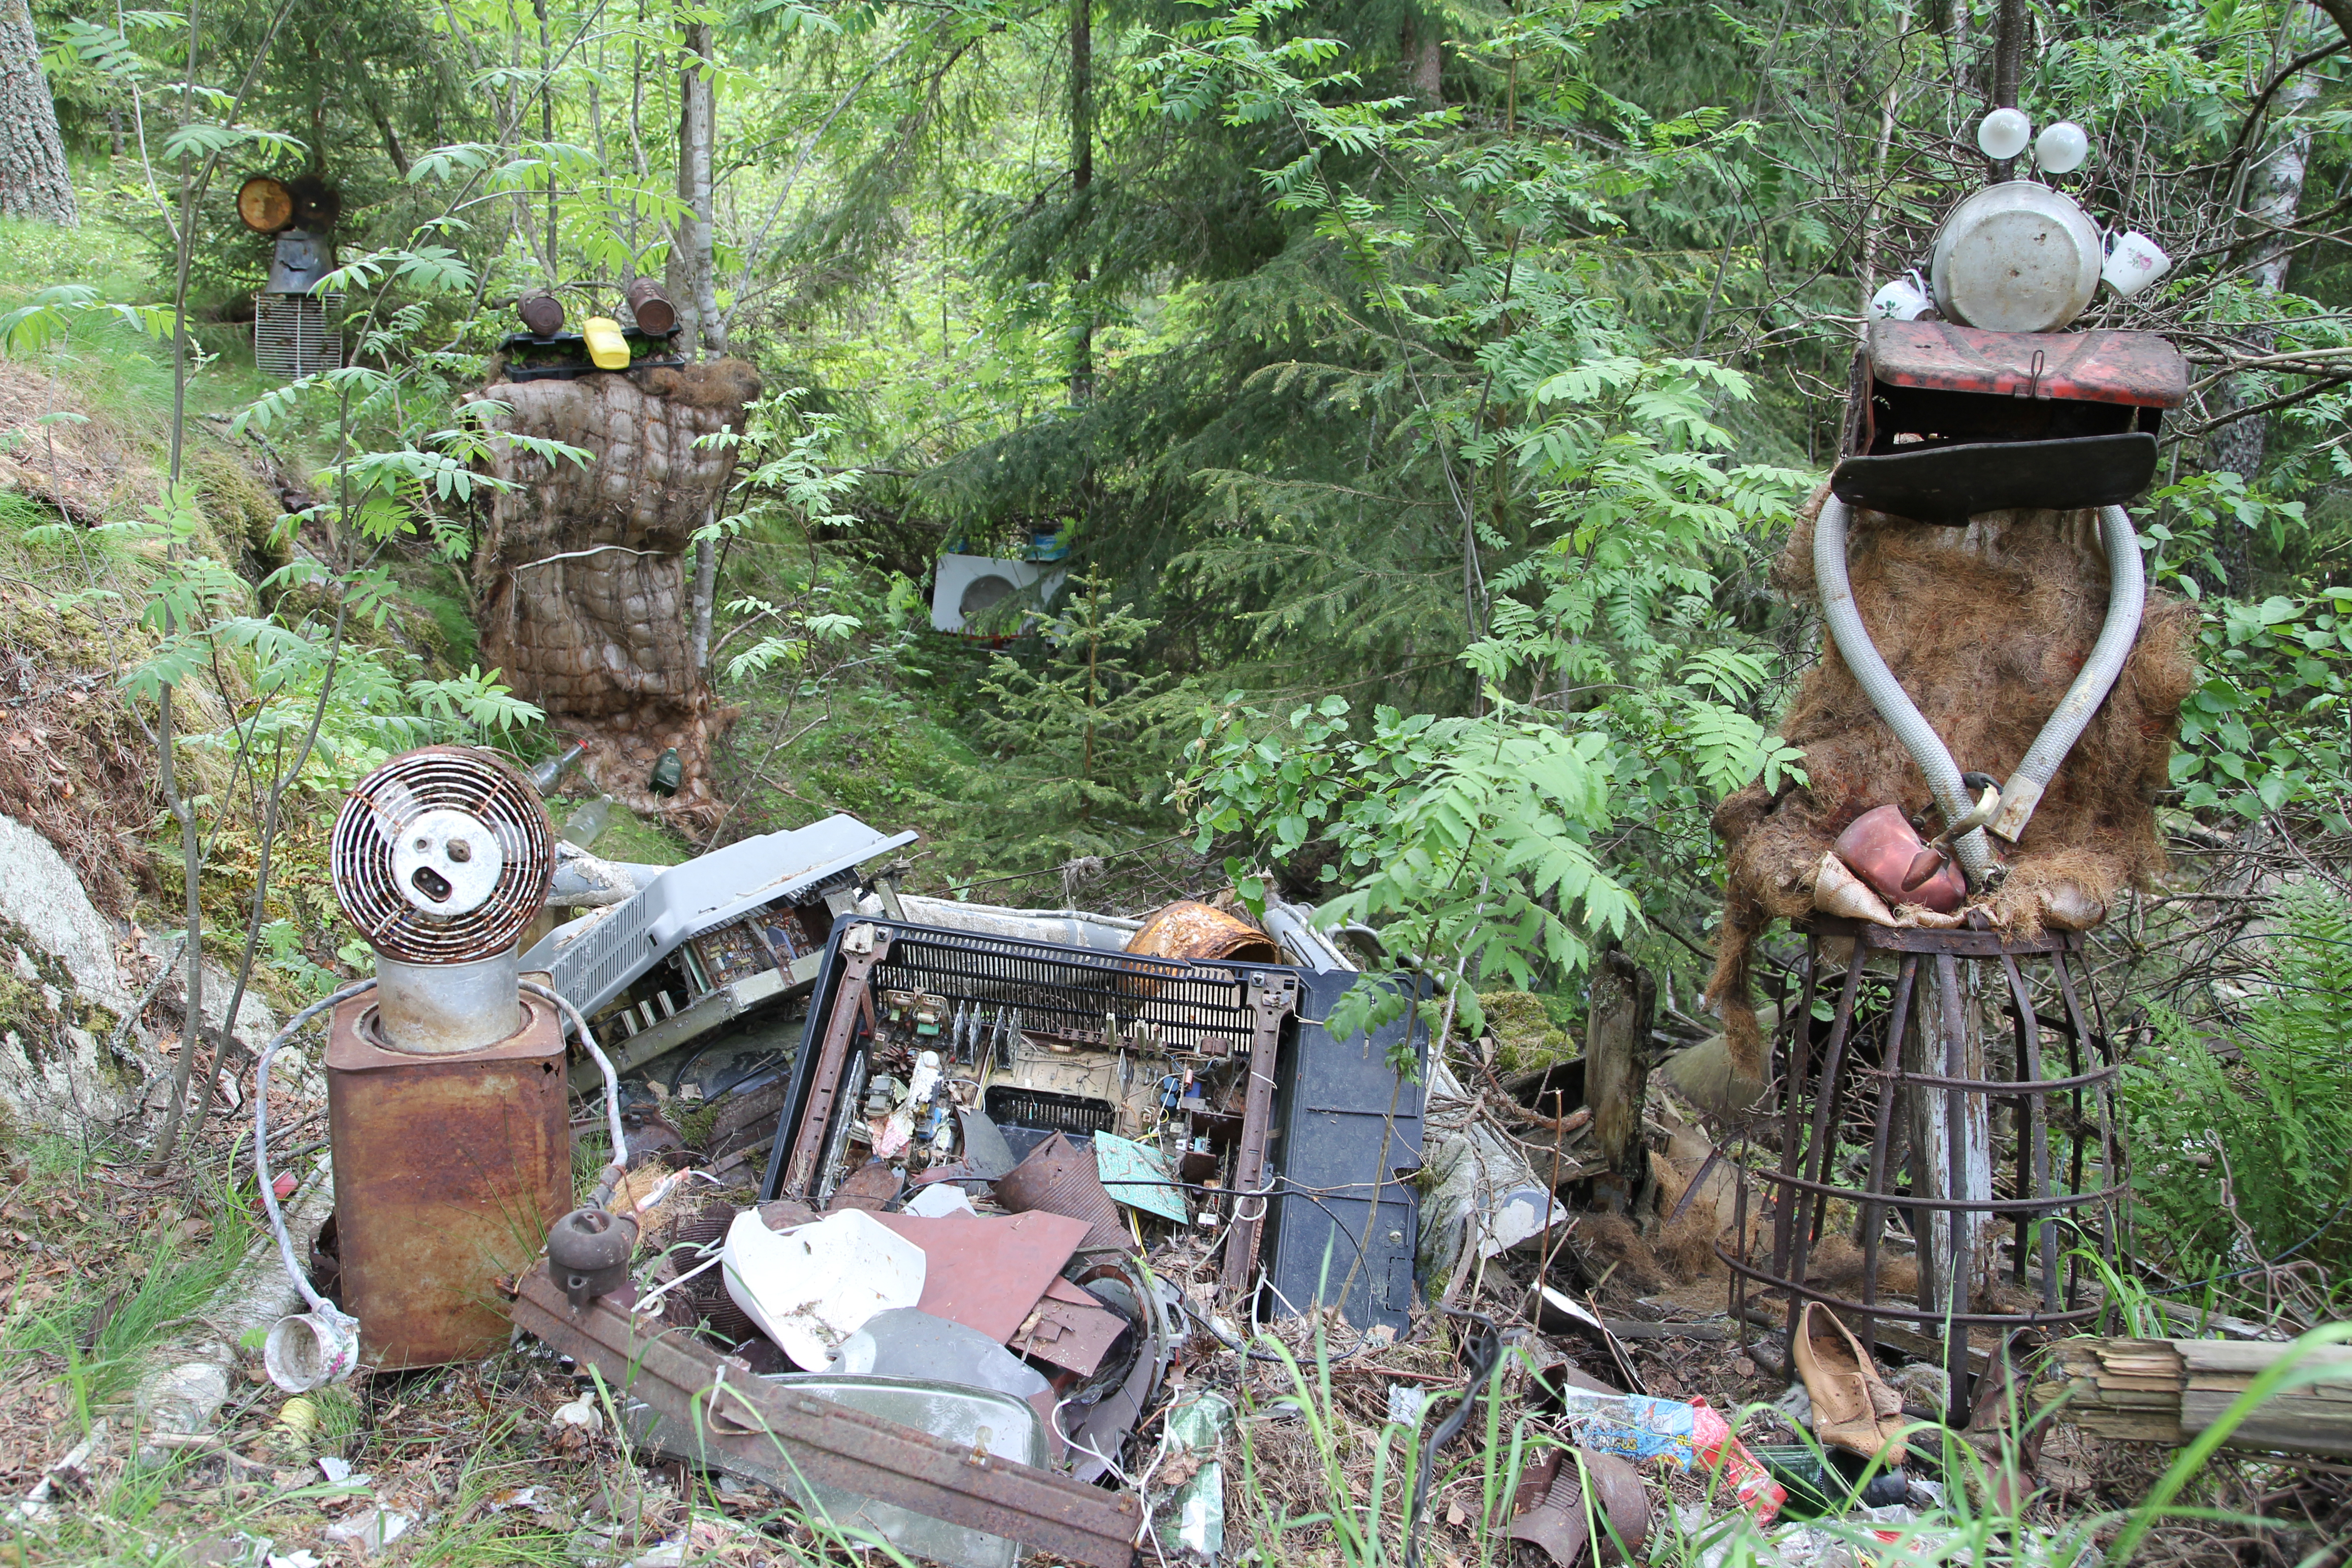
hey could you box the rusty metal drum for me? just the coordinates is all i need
[325,989,573,1369]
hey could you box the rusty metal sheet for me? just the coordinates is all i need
[994,1133,1131,1254]
[1124,902,1280,964]
[1496,1448,1649,1566]
[1865,322,2187,408]
[509,1266,1141,1568]
[1012,1277,1129,1380]
[325,992,571,1370]
[870,1209,1091,1342]
[825,1161,904,1214]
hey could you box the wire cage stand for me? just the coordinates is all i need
[1717,915,2126,1423]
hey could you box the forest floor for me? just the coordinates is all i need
[7,1094,2347,1568]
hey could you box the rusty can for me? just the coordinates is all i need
[1124,901,1279,964]
[515,288,564,337]
[325,990,572,1369]
[625,278,677,337]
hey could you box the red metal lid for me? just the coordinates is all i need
[1867,322,2187,409]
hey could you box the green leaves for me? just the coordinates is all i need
[2170,582,2352,827]
[1178,695,1634,1041]
[158,121,308,164]
[1,288,173,358]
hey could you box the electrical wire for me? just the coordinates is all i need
[526,979,630,1204]
[253,980,378,1319]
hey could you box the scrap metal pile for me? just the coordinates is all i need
[258,746,1490,1567]
[525,884,1438,1547]
[238,746,2352,1568]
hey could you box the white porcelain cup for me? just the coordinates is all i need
[1869,271,1933,322]
[2103,230,2171,296]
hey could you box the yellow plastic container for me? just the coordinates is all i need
[581,316,630,370]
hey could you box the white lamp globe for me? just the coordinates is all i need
[1977,107,2032,162]
[2035,120,2090,174]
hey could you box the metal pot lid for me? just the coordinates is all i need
[1929,180,2102,333]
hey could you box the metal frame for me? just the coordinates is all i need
[1220,968,1301,1295]
[509,1267,1140,1566]
[759,915,1304,1306]
[1720,916,2124,1423]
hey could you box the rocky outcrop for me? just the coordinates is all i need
[0,813,278,1138]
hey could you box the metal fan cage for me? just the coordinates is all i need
[330,746,553,963]
[254,290,344,380]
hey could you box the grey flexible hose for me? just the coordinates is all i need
[1987,503,2145,842]
[1814,496,1999,886]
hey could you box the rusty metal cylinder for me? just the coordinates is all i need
[325,989,572,1370]
[372,949,523,1054]
[625,278,677,336]
[1124,901,1280,964]
[516,288,564,336]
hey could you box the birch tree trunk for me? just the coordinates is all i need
[684,20,720,356]
[2209,6,2326,592]
[0,0,78,226]
[676,17,721,670]
[690,509,716,674]
[667,16,720,359]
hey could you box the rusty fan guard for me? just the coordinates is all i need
[330,746,554,963]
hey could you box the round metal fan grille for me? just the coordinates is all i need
[331,746,554,964]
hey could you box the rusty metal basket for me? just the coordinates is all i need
[1720,916,2125,1423]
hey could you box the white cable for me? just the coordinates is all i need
[253,980,378,1316]
[629,1245,723,1319]
[522,979,629,1185]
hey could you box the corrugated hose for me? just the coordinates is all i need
[1813,497,2144,888]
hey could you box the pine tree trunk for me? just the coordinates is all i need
[1410,24,1442,104]
[0,0,78,226]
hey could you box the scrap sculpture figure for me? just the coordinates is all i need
[1702,117,2198,1413]
[467,357,762,822]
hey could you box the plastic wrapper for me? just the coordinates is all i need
[1555,1389,1786,1523]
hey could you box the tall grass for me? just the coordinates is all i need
[1227,1317,2352,1568]
[0,1153,260,1432]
